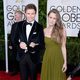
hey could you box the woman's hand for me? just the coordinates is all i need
[67,75,72,80]
[62,62,67,72]
[19,42,27,49]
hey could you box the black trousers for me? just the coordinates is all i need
[19,53,37,80]
[10,49,19,73]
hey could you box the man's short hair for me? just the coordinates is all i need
[25,4,37,13]
[15,10,23,15]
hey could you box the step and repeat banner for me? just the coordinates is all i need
[4,0,38,34]
[3,0,38,72]
[47,0,80,37]
[3,0,80,72]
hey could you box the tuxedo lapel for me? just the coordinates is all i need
[28,21,37,42]
[22,20,27,42]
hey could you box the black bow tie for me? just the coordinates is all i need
[26,22,32,26]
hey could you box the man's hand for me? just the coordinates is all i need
[29,42,38,48]
[9,46,12,49]
[20,42,27,50]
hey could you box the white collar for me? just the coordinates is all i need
[27,20,34,26]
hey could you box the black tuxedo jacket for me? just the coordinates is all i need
[10,22,18,54]
[12,20,45,63]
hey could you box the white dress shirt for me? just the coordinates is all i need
[26,21,34,40]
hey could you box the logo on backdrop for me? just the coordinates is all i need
[6,3,25,33]
[16,0,23,3]
[47,0,80,36]
[50,6,80,30]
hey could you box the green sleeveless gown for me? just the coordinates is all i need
[41,37,66,80]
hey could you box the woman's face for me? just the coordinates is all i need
[48,12,57,27]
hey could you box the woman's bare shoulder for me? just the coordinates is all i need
[44,27,48,36]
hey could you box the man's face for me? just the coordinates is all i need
[25,9,36,22]
[14,12,22,22]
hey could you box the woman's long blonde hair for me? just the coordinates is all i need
[48,9,64,44]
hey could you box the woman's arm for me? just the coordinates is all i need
[61,27,67,72]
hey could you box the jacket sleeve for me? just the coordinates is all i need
[38,25,45,49]
[10,22,19,52]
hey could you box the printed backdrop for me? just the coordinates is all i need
[47,0,80,37]
[3,0,38,72]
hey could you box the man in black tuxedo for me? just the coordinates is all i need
[10,10,23,75]
[12,4,45,80]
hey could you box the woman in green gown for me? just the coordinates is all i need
[41,9,67,80]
